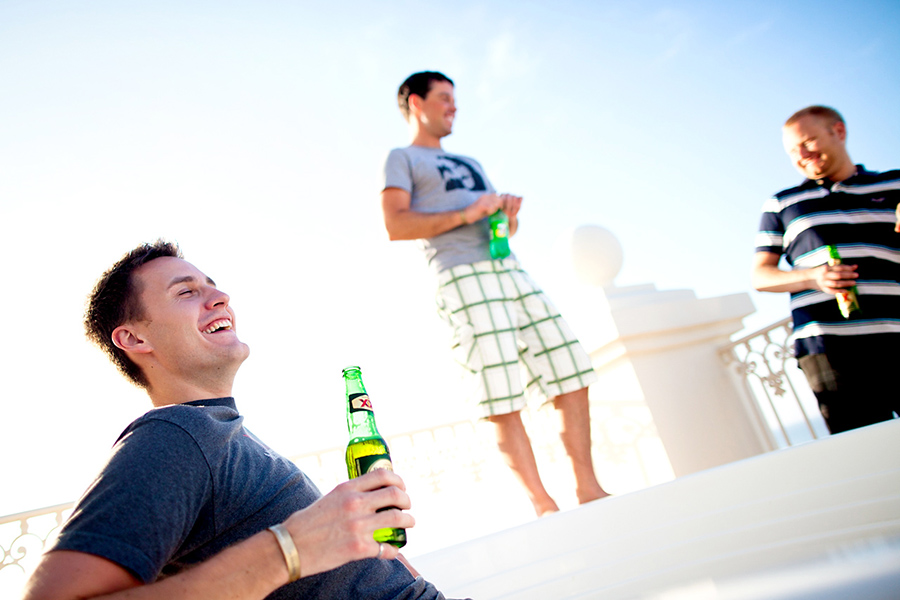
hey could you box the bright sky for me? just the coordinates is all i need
[2,0,899,518]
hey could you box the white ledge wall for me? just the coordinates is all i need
[589,284,772,476]
[414,419,900,599]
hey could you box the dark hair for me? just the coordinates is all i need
[785,105,845,128]
[397,71,454,120]
[84,240,182,388]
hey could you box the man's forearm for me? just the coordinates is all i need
[382,189,507,241]
[122,529,287,599]
[751,264,817,293]
[24,530,287,600]
[384,207,467,241]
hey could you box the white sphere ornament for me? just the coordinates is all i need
[569,225,623,287]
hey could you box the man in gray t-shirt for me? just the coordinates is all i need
[23,241,456,600]
[380,71,610,517]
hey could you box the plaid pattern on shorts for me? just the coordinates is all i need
[436,258,598,417]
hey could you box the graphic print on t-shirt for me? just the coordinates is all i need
[437,155,487,192]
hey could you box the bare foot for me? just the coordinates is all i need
[576,485,611,504]
[533,498,560,517]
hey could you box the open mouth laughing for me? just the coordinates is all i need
[203,318,233,334]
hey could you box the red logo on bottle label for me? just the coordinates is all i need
[350,393,373,412]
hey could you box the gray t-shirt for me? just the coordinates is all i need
[382,145,515,273]
[51,397,450,600]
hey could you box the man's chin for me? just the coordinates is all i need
[800,167,825,180]
[237,343,251,362]
[222,342,251,369]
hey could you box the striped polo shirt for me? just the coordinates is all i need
[755,165,900,357]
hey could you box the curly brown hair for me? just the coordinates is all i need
[84,240,182,388]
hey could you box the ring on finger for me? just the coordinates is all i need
[376,543,384,560]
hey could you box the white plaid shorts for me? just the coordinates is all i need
[436,258,598,417]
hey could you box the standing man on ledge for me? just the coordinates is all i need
[380,71,609,516]
[23,240,458,600]
[752,105,900,434]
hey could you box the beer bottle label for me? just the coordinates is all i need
[356,453,393,474]
[349,392,373,413]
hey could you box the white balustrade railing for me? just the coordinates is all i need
[0,503,72,595]
[719,317,829,448]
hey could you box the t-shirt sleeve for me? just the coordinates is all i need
[382,148,413,193]
[50,419,213,583]
[754,196,785,255]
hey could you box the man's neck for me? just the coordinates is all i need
[409,124,444,149]
[410,135,442,149]
[831,161,858,183]
[147,376,236,408]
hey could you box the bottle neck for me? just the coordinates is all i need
[344,373,381,438]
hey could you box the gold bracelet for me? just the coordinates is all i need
[459,209,468,225]
[268,524,302,582]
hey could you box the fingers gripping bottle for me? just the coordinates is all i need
[825,245,861,318]
[342,366,407,548]
[489,210,511,259]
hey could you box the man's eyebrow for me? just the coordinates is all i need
[166,275,217,289]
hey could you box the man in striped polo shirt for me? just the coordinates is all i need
[752,105,900,434]
[380,71,609,516]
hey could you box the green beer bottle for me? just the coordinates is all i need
[489,209,511,259]
[342,366,407,548]
[825,245,861,318]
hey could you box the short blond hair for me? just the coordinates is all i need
[785,105,844,128]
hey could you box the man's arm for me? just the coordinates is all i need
[751,251,858,295]
[381,187,505,240]
[22,471,414,600]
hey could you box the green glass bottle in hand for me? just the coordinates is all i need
[342,366,407,548]
[825,245,861,318]
[489,209,511,259]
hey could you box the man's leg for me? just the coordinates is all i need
[435,262,557,513]
[799,351,896,434]
[487,410,559,516]
[553,387,609,504]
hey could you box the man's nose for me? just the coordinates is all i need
[206,288,230,308]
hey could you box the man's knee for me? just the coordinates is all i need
[487,410,524,426]
[552,386,590,406]
[798,353,839,394]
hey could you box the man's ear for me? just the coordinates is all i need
[408,93,424,117]
[111,325,153,355]
[833,120,847,143]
